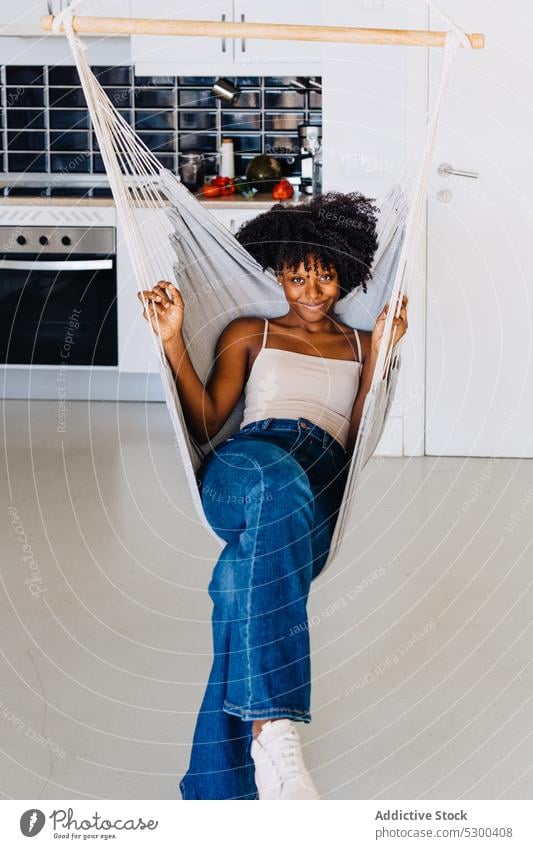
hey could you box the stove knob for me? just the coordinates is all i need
[16,235,26,246]
[39,235,49,246]
[61,236,71,246]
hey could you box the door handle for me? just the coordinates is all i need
[241,13,246,52]
[438,163,479,179]
[221,13,226,53]
[0,259,113,271]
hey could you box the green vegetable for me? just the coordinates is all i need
[232,177,257,199]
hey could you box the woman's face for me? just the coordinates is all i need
[277,256,341,323]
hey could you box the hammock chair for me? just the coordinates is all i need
[45,5,480,573]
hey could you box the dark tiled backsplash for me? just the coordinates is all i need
[0,66,322,179]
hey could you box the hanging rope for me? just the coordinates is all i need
[426,0,473,50]
[50,2,468,572]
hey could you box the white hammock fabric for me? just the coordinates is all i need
[55,10,466,573]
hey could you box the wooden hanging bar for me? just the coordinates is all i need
[40,15,485,49]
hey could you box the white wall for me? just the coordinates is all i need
[0,36,131,65]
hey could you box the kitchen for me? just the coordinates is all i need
[0,21,325,404]
[1,0,533,812]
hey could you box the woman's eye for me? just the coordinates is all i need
[292,277,304,284]
[320,274,332,281]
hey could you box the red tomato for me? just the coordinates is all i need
[213,176,235,195]
[201,183,221,197]
[272,179,294,200]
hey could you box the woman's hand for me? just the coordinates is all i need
[137,281,184,344]
[371,295,408,357]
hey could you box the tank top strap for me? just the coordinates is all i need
[353,327,362,363]
[261,317,269,349]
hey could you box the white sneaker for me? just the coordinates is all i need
[251,718,320,800]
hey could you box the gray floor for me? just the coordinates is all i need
[1,399,532,800]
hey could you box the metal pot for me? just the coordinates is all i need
[211,77,240,103]
[178,153,206,193]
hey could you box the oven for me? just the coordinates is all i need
[0,225,117,366]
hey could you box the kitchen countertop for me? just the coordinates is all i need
[0,191,294,209]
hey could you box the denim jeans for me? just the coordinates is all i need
[179,417,350,800]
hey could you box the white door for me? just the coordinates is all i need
[426,1,533,457]
[233,0,323,72]
[131,0,233,74]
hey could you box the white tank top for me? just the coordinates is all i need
[240,318,363,449]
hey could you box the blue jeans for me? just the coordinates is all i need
[179,417,350,800]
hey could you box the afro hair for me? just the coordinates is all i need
[235,191,380,296]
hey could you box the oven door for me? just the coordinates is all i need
[0,254,118,366]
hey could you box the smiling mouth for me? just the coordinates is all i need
[302,302,327,309]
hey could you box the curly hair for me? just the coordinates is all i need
[235,191,380,296]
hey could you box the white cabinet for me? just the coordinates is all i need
[131,0,321,75]
[0,0,130,36]
[0,1,41,34]
[131,0,233,76]
[72,1,131,16]
[0,0,54,35]
[81,1,131,16]
[117,207,173,374]
[214,208,262,235]
[233,0,323,71]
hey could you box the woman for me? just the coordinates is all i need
[137,192,408,800]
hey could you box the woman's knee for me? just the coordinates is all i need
[201,440,314,537]
[257,454,314,526]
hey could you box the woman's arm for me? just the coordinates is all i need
[345,341,378,455]
[164,320,251,442]
[137,281,254,443]
[345,296,409,456]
